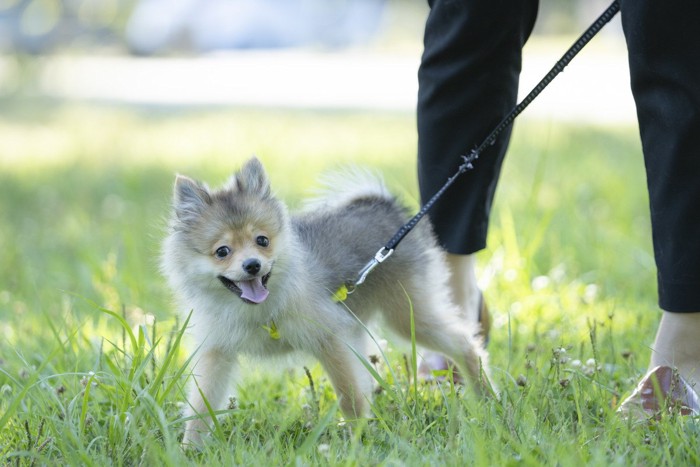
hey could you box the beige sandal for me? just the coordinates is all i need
[617,366,700,421]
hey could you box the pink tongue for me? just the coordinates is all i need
[239,278,269,304]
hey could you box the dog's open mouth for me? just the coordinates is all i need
[218,272,271,304]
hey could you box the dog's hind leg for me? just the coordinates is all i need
[384,290,494,395]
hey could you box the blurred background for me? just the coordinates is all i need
[0,0,632,118]
[0,0,620,54]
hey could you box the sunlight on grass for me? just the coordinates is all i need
[2,103,693,465]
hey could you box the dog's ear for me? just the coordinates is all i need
[233,157,271,197]
[173,174,211,222]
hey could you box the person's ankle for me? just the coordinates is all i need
[649,311,700,386]
[445,253,480,323]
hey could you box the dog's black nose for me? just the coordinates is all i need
[242,258,261,275]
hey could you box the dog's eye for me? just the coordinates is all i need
[256,236,270,247]
[215,246,231,259]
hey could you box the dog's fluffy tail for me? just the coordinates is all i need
[302,167,394,212]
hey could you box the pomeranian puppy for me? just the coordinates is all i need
[162,157,491,445]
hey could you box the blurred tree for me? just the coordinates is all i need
[0,0,134,53]
[0,0,619,55]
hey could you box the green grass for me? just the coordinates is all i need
[1,102,698,465]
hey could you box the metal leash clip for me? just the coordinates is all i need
[352,247,395,289]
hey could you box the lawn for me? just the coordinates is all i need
[1,102,697,465]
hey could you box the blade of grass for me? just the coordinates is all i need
[293,402,339,459]
[151,312,191,403]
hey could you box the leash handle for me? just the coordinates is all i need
[351,0,621,289]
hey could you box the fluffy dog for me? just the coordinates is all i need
[161,157,491,445]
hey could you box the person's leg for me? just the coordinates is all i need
[418,0,538,256]
[416,0,538,377]
[446,254,481,324]
[618,0,700,415]
[621,0,700,375]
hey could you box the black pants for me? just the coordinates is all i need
[417,0,700,312]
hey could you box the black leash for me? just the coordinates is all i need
[349,0,621,290]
